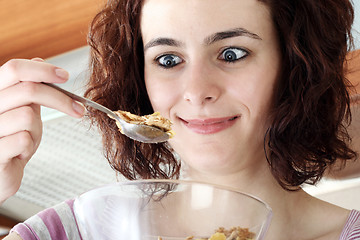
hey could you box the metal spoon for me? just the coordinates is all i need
[44,83,170,143]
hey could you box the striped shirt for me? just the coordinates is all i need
[340,210,360,240]
[11,202,360,239]
[11,199,82,240]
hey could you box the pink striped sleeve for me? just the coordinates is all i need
[11,223,39,240]
[37,207,68,239]
[339,209,360,240]
[10,200,81,240]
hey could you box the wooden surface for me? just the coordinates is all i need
[347,49,360,95]
[0,214,18,238]
[0,0,104,65]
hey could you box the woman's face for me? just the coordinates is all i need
[141,0,281,175]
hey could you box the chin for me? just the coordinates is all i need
[181,152,236,172]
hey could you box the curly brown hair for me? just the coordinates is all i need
[85,0,180,180]
[263,0,357,189]
[84,0,357,190]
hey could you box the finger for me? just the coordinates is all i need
[0,106,42,149]
[0,59,69,90]
[31,102,41,116]
[0,131,35,163]
[0,82,85,118]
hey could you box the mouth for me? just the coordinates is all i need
[179,115,240,134]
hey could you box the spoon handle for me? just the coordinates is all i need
[43,82,119,120]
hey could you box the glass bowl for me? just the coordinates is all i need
[73,179,272,240]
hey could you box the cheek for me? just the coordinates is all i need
[228,69,277,127]
[145,77,178,114]
[228,70,274,108]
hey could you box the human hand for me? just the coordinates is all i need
[0,58,86,204]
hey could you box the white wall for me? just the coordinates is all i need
[353,0,360,49]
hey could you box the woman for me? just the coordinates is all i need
[1,0,359,239]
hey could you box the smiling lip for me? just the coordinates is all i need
[180,116,239,134]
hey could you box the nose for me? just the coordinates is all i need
[182,63,221,105]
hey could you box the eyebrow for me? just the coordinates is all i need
[204,27,262,45]
[144,38,182,52]
[143,27,261,51]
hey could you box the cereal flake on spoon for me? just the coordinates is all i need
[112,110,175,138]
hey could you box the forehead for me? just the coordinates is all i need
[140,0,273,42]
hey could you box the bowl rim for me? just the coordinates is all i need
[75,179,273,239]
[78,178,273,214]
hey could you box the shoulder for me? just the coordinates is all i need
[10,199,82,240]
[339,209,360,240]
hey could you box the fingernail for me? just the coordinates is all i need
[31,57,45,62]
[72,101,86,116]
[55,68,69,80]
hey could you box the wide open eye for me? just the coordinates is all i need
[219,48,248,62]
[157,54,183,68]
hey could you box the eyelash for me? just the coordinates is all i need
[218,47,249,63]
[154,47,249,69]
[155,54,183,69]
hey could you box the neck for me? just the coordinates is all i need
[182,160,282,198]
